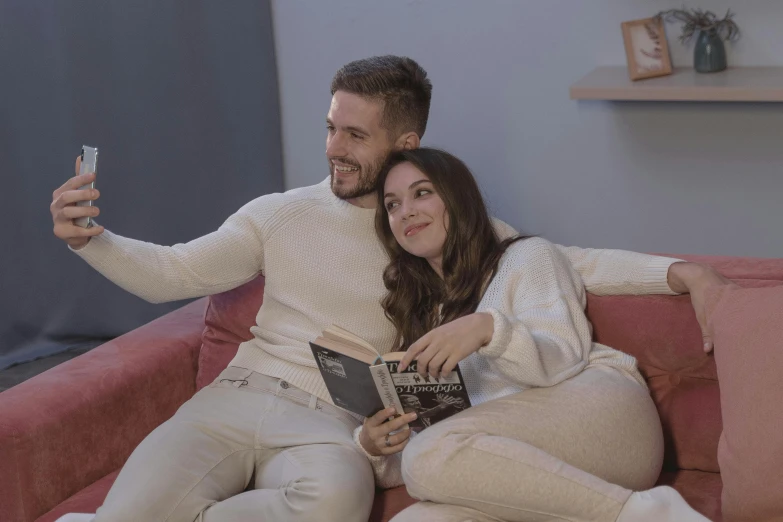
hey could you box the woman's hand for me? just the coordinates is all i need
[359,407,418,457]
[398,312,494,379]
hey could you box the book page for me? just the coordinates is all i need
[312,336,379,365]
[379,351,407,362]
[323,325,379,356]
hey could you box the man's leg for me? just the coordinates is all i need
[394,366,665,522]
[200,442,373,522]
[93,367,272,522]
[93,366,373,522]
[199,370,374,522]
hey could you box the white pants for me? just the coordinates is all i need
[93,366,373,522]
[393,366,664,522]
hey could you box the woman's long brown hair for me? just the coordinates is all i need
[375,148,526,350]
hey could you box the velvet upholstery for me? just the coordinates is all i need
[0,300,206,522]
[1,253,781,522]
[708,285,783,522]
[196,274,264,390]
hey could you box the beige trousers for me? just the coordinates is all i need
[94,366,373,522]
[392,366,664,522]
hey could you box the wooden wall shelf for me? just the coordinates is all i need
[570,66,783,102]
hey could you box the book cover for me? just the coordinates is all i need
[310,342,385,417]
[385,360,471,432]
[310,339,471,431]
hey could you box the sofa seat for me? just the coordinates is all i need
[33,469,723,522]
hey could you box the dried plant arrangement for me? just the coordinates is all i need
[657,8,740,43]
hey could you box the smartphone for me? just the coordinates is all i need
[75,145,98,228]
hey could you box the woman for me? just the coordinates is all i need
[355,148,711,522]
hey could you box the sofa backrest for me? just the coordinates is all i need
[198,254,783,473]
[197,274,265,389]
[589,254,783,473]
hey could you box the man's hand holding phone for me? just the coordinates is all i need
[50,154,105,250]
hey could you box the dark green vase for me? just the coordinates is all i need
[694,29,727,73]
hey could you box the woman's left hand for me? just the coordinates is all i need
[398,312,494,379]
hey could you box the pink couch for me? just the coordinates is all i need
[2,253,782,522]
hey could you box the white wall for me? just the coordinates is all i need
[271,0,783,257]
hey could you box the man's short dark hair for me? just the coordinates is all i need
[331,55,432,139]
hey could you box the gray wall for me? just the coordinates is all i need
[0,0,283,366]
[271,0,783,258]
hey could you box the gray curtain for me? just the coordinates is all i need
[0,0,283,368]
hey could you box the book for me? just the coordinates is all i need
[309,325,472,432]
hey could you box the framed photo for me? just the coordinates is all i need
[621,17,673,81]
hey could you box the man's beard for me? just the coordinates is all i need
[328,155,385,200]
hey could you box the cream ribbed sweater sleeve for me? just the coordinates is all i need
[69,196,278,303]
[555,245,680,296]
[352,425,406,489]
[478,238,593,388]
[491,218,681,296]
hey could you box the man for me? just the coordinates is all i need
[50,56,728,522]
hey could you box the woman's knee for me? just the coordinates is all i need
[402,429,469,500]
[577,371,664,490]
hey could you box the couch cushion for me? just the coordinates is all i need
[32,469,723,522]
[586,253,783,474]
[35,471,119,522]
[587,292,723,473]
[707,285,783,522]
[196,275,265,389]
[656,470,723,522]
[371,486,419,522]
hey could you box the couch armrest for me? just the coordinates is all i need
[0,298,208,522]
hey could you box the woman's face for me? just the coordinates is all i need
[383,162,449,276]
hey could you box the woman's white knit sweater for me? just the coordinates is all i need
[354,237,681,487]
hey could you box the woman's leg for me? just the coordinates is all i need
[391,501,504,522]
[395,366,701,522]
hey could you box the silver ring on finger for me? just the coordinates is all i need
[385,434,391,447]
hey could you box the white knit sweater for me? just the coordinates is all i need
[353,236,681,488]
[71,177,681,486]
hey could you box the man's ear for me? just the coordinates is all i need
[395,131,420,151]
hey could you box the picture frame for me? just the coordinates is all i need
[621,17,673,81]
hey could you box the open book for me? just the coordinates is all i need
[309,325,471,432]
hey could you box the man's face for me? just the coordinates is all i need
[326,91,395,200]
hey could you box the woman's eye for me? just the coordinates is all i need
[415,189,431,197]
[385,201,399,211]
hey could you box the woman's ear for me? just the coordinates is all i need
[397,132,420,151]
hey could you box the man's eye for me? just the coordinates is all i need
[326,125,335,132]
[351,133,363,139]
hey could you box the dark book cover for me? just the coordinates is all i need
[309,342,386,418]
[386,360,472,432]
[310,342,472,431]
